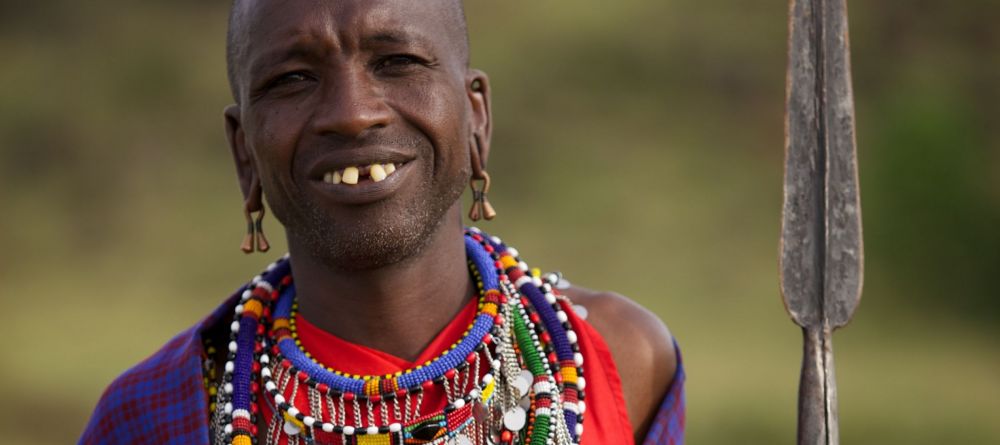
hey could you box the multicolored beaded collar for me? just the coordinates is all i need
[211,229,586,445]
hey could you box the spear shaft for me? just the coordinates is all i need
[781,0,864,444]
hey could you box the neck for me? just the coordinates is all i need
[287,211,473,362]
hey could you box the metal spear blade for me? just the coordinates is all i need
[780,0,864,444]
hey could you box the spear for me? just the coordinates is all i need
[780,0,864,444]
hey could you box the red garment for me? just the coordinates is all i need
[264,296,635,445]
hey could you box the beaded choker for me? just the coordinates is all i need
[211,228,586,445]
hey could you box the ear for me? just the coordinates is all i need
[225,104,260,207]
[466,69,492,169]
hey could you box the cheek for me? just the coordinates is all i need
[389,81,469,170]
[246,106,305,198]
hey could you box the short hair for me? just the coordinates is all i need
[226,0,469,103]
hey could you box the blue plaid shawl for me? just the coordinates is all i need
[80,290,685,445]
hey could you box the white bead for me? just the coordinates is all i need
[274,394,285,405]
[518,261,529,271]
[576,423,584,435]
[287,407,299,417]
[556,311,568,322]
[266,262,277,271]
[545,293,557,304]
[224,424,233,434]
[241,290,252,300]
[234,304,244,314]
[579,400,587,414]
[564,402,578,414]
[251,275,262,284]
[224,402,233,414]
[389,423,402,433]
[262,368,272,379]
[223,383,233,394]
[343,426,355,435]
[265,381,276,391]
[232,409,251,419]
[533,381,552,394]
[535,407,551,416]
[453,398,465,409]
[225,361,234,373]
[470,389,480,399]
[228,341,238,353]
[257,281,273,292]
[566,330,578,343]
[303,416,315,427]
[468,226,481,234]
[574,353,584,366]
[230,321,240,333]
[367,426,379,435]
[514,275,532,288]
[532,277,543,287]
[490,236,503,245]
[260,354,270,364]
[577,377,587,390]
[482,374,494,384]
[322,423,334,433]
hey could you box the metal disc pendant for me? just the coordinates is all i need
[514,369,533,399]
[503,406,527,431]
[283,420,301,436]
[572,304,589,320]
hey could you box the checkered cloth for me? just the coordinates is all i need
[80,290,686,445]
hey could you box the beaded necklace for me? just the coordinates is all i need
[211,229,585,445]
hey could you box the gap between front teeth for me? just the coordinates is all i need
[324,163,399,185]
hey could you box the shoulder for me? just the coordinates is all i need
[560,285,677,442]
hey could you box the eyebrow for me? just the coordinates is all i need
[361,30,434,50]
[248,29,436,75]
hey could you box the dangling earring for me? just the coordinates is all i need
[468,134,497,221]
[240,205,271,254]
[469,171,496,221]
[240,181,270,254]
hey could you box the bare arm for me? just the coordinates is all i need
[561,286,677,444]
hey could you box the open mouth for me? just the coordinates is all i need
[321,162,406,185]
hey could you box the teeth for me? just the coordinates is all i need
[369,164,387,182]
[324,162,402,186]
[342,166,359,185]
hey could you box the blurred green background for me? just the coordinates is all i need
[2,0,998,444]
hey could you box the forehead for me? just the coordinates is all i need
[241,0,460,57]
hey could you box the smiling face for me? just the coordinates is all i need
[225,0,491,269]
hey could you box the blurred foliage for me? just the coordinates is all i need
[1,1,997,444]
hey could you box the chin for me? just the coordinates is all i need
[291,201,447,271]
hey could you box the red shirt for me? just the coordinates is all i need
[262,297,635,444]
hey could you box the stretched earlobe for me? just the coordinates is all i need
[468,134,497,222]
[240,178,270,254]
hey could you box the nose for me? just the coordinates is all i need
[310,67,391,138]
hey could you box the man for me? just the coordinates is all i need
[81,1,684,444]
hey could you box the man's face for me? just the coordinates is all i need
[226,0,489,269]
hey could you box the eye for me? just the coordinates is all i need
[270,71,310,87]
[374,54,429,74]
